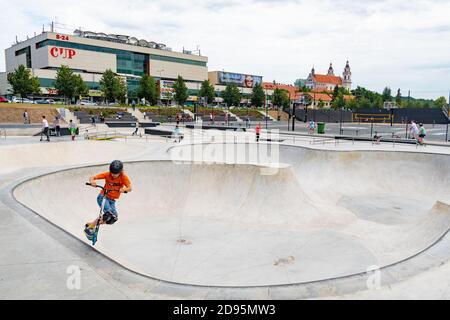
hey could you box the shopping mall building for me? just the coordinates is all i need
[0,29,208,101]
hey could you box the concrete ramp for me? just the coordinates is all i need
[13,145,450,286]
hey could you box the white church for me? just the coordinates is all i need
[305,61,352,91]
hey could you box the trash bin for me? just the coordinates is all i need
[317,122,325,134]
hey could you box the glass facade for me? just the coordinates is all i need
[38,78,100,90]
[35,39,207,69]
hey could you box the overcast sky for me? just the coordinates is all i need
[1,0,449,99]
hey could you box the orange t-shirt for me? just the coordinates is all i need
[255,125,261,134]
[93,172,131,200]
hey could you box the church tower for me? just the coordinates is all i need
[327,63,334,75]
[342,61,352,90]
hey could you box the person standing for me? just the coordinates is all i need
[53,116,61,137]
[418,123,427,145]
[410,120,419,140]
[255,123,261,142]
[308,120,315,134]
[40,116,50,142]
[172,125,182,143]
[132,121,139,136]
[69,120,77,141]
[23,110,29,124]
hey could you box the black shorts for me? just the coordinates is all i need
[419,134,426,138]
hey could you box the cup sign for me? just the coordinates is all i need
[50,47,76,59]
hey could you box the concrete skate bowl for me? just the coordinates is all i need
[13,144,450,287]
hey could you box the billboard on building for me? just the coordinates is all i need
[218,72,262,88]
[160,80,175,100]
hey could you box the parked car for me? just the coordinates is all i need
[46,99,57,104]
[12,97,33,103]
[79,100,98,106]
[0,97,9,103]
[34,99,51,104]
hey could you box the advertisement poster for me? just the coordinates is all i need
[160,80,175,100]
[218,72,262,88]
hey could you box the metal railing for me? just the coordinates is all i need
[83,130,175,143]
[443,105,450,121]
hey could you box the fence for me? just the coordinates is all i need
[286,107,448,124]
[353,113,393,123]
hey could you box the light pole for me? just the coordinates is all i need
[156,69,165,106]
[265,89,268,130]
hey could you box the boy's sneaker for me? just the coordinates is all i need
[84,224,94,241]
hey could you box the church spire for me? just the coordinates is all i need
[342,60,352,90]
[327,62,334,75]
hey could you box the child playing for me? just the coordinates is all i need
[172,125,182,143]
[418,123,427,145]
[308,120,315,134]
[255,123,261,142]
[69,120,77,141]
[84,160,132,240]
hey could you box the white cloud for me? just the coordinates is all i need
[1,0,449,99]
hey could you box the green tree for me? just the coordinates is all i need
[332,94,345,109]
[299,85,311,93]
[137,75,158,105]
[382,87,392,102]
[199,80,215,105]
[434,96,447,108]
[115,77,127,103]
[359,97,371,109]
[100,69,119,103]
[272,88,289,109]
[250,82,265,108]
[173,75,189,106]
[372,95,383,109]
[7,64,41,100]
[317,99,325,109]
[222,83,241,107]
[332,85,340,101]
[73,74,89,101]
[346,98,357,110]
[54,65,76,102]
[395,89,402,107]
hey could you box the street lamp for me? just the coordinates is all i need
[265,89,268,130]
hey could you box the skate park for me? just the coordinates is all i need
[1,118,450,299]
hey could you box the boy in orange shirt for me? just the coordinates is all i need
[84,160,132,240]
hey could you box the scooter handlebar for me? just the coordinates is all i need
[85,182,127,193]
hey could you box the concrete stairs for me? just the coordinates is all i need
[127,108,146,122]
[226,110,242,122]
[258,110,277,121]
[57,108,79,125]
